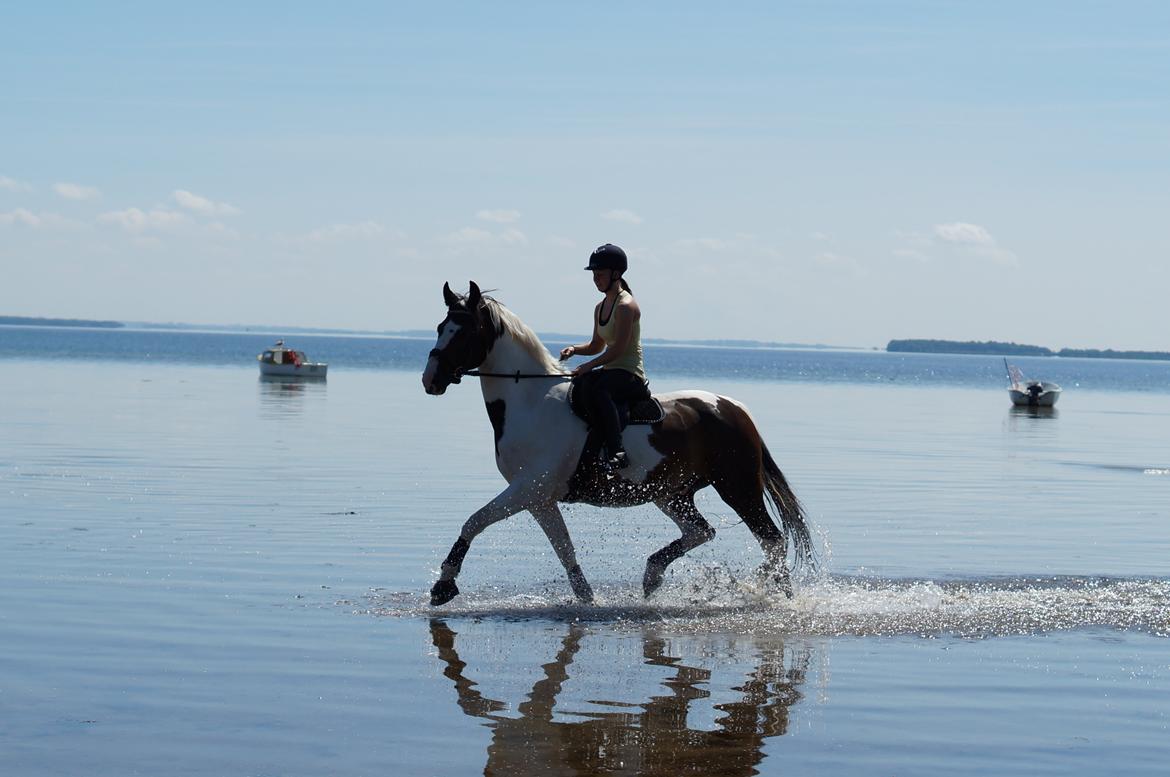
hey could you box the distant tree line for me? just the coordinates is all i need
[0,315,124,328]
[1056,348,1170,361]
[887,339,1170,361]
[887,339,1053,356]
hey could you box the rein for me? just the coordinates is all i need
[462,369,571,383]
[429,347,570,385]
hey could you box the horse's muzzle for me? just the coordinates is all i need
[424,352,464,395]
[422,355,447,395]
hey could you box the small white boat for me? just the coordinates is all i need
[1005,360,1060,407]
[257,340,327,378]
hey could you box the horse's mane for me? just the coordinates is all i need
[482,296,567,375]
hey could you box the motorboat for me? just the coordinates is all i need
[257,340,327,378]
[1004,359,1059,407]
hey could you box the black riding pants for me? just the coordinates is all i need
[575,368,650,454]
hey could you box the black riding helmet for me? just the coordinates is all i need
[584,243,627,273]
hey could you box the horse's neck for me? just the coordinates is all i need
[481,331,547,374]
[473,308,568,429]
[475,329,556,407]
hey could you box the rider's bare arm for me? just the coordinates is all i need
[560,303,607,360]
[572,302,638,374]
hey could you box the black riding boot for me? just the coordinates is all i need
[578,368,646,472]
[590,388,629,471]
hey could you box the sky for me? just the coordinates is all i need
[2,1,1168,349]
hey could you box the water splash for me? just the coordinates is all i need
[360,570,1170,638]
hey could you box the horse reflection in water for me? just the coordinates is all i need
[430,619,808,776]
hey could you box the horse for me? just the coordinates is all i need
[422,281,814,606]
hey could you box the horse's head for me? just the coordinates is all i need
[422,281,497,395]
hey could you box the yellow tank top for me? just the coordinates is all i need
[596,290,646,381]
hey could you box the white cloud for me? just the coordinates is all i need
[98,207,190,232]
[443,227,492,244]
[173,189,241,216]
[601,208,643,225]
[934,222,995,246]
[0,209,78,230]
[53,182,101,200]
[815,251,866,276]
[476,209,521,223]
[205,221,241,240]
[1,208,43,227]
[440,227,528,246]
[1,175,32,192]
[932,221,1017,266]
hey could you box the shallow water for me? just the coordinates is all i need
[1,332,1168,775]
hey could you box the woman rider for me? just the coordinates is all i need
[559,244,650,471]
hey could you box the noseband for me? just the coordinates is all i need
[428,346,466,384]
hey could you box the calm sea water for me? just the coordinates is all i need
[1,326,1167,776]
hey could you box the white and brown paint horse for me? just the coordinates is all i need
[422,281,814,606]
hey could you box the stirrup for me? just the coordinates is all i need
[600,449,629,472]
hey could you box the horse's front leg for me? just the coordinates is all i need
[431,481,537,606]
[645,492,716,597]
[529,502,594,604]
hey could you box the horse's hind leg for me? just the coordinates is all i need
[530,502,594,603]
[644,492,716,597]
[714,485,792,597]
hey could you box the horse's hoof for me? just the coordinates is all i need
[430,579,460,606]
[568,565,594,604]
[642,565,665,598]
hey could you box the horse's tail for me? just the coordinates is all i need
[761,443,816,570]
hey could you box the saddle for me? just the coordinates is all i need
[564,381,666,498]
[567,382,666,429]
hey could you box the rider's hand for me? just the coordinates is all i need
[559,346,575,361]
[571,363,591,377]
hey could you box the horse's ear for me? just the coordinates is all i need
[443,281,459,308]
[468,281,482,308]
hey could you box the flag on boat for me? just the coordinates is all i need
[1004,359,1026,388]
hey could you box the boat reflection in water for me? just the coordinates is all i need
[1009,404,1059,420]
[429,619,809,776]
[257,373,326,418]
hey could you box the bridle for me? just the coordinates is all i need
[429,307,571,385]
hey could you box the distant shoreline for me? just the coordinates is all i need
[0,315,124,329]
[0,316,856,351]
[5,319,1164,360]
[887,338,1170,362]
